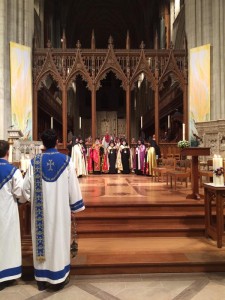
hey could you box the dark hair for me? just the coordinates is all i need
[41,129,57,149]
[0,140,9,158]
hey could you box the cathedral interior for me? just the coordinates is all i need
[34,0,185,145]
[1,1,225,298]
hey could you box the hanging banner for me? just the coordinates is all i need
[10,42,32,140]
[189,44,210,145]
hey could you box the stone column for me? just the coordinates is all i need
[17,0,24,45]
[126,85,131,144]
[91,84,96,141]
[24,0,34,47]
[0,0,34,139]
[185,0,225,121]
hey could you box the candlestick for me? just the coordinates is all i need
[79,117,82,129]
[182,123,185,140]
[141,116,143,128]
[51,117,53,129]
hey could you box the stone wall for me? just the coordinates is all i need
[185,0,225,121]
[0,0,34,139]
[196,120,225,159]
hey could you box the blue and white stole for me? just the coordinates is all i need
[0,158,17,189]
[33,154,45,262]
[33,149,70,262]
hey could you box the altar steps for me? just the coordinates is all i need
[76,202,205,238]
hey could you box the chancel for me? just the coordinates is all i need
[1,0,225,298]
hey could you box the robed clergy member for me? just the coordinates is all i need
[88,138,104,174]
[0,140,25,290]
[133,139,146,175]
[107,140,117,174]
[23,129,85,291]
[144,141,157,176]
[71,137,87,177]
[116,139,132,174]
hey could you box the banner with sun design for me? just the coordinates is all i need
[10,42,32,140]
[189,44,210,145]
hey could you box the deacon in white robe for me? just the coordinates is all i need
[0,142,24,287]
[23,132,85,289]
[71,142,87,177]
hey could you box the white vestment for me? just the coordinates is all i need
[71,143,87,177]
[23,149,85,284]
[0,159,24,283]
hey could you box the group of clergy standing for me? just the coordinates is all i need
[70,133,161,177]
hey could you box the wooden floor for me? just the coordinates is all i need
[22,174,225,275]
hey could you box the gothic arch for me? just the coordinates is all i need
[95,67,127,91]
[65,48,93,91]
[130,48,156,91]
[159,69,184,92]
[130,70,156,91]
[159,47,186,91]
[35,70,62,91]
[66,70,92,91]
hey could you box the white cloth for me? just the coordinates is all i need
[23,150,85,284]
[71,144,87,177]
[0,161,24,283]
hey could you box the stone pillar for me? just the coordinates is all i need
[160,17,165,49]
[91,85,96,141]
[185,0,225,121]
[0,0,34,139]
[24,0,34,47]
[126,85,131,144]
[17,0,24,45]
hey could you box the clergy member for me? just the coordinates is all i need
[116,139,131,174]
[71,137,87,177]
[144,141,157,176]
[0,140,24,290]
[23,129,85,291]
[88,138,104,174]
[133,139,146,175]
[107,140,117,174]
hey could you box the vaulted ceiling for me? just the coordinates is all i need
[44,0,164,49]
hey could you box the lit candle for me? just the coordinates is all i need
[51,117,53,129]
[8,144,13,163]
[141,116,143,128]
[182,123,185,140]
[79,117,82,129]
[213,154,217,170]
[168,115,170,129]
[213,154,224,186]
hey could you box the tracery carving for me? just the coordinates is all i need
[130,48,156,91]
[95,46,128,90]
[159,48,185,92]
[35,50,62,90]
[66,49,92,91]
[33,38,187,141]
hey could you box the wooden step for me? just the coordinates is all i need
[76,202,205,238]
[22,236,225,275]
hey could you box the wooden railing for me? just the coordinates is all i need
[159,142,181,158]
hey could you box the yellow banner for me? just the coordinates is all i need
[10,42,32,140]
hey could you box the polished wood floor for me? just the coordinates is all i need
[23,174,225,274]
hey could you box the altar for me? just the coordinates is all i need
[96,111,126,138]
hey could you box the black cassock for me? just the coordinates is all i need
[108,148,117,174]
[121,148,130,174]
